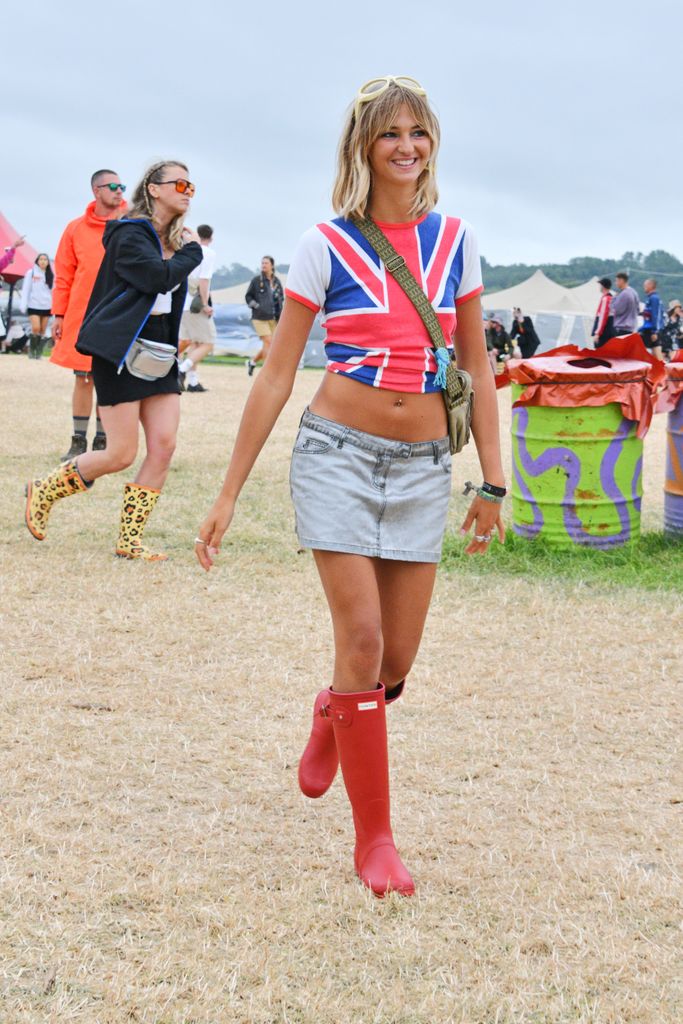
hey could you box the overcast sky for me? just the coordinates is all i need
[3,0,681,272]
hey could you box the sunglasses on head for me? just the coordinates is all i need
[157,178,196,197]
[95,182,126,192]
[354,76,427,121]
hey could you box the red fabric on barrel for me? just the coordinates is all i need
[656,349,683,414]
[495,334,666,438]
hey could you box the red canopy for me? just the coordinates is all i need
[0,211,39,284]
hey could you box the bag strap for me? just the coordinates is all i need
[352,216,453,386]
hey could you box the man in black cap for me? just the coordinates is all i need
[592,277,615,349]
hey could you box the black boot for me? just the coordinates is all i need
[28,334,40,359]
[61,434,88,462]
[35,335,46,359]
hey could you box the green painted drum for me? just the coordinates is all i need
[511,385,643,548]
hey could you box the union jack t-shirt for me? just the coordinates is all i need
[285,212,483,393]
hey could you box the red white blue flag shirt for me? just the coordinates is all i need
[285,212,483,393]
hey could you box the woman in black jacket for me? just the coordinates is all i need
[244,256,284,375]
[509,307,541,359]
[25,160,203,560]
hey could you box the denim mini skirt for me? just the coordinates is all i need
[289,409,452,563]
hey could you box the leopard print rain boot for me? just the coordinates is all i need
[116,483,168,562]
[25,460,89,540]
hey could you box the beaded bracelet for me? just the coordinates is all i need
[463,480,506,505]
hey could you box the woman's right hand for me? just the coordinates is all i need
[182,227,201,246]
[194,497,235,571]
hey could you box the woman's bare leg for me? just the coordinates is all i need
[253,333,272,365]
[75,401,140,480]
[136,393,181,490]
[312,551,383,693]
[374,560,438,687]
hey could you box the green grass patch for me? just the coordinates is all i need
[203,353,320,369]
[441,529,683,592]
[203,354,249,366]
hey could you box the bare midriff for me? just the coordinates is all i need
[309,370,447,443]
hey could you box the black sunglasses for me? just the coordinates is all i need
[95,183,126,192]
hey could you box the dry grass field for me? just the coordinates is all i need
[1,356,681,1024]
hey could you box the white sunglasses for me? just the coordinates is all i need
[354,76,427,121]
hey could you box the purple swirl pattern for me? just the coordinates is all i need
[664,398,683,535]
[512,406,640,546]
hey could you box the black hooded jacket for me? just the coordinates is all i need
[76,218,203,367]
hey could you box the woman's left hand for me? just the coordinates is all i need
[181,227,201,246]
[460,496,505,555]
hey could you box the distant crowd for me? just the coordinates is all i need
[483,272,682,367]
[590,273,682,360]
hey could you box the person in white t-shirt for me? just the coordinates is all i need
[178,224,217,392]
[20,253,54,358]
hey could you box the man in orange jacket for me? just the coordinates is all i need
[50,169,126,460]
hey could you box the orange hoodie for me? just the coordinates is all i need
[50,200,126,372]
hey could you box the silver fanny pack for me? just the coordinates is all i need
[124,337,177,381]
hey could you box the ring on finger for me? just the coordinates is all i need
[474,534,492,543]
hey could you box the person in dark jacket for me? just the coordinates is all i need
[509,307,541,359]
[640,278,664,360]
[485,315,512,362]
[660,300,683,358]
[25,160,203,561]
[245,255,284,375]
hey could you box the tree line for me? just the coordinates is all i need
[482,250,683,306]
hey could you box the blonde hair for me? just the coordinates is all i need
[127,160,189,251]
[332,83,440,221]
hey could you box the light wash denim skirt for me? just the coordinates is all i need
[289,409,452,563]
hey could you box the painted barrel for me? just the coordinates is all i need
[511,385,643,548]
[664,365,683,537]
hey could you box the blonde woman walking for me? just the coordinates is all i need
[196,78,506,895]
[25,161,203,560]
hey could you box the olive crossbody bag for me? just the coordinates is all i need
[351,216,474,454]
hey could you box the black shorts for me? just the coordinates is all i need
[92,315,181,407]
[639,329,656,349]
[27,308,51,317]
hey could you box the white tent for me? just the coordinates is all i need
[564,277,602,315]
[482,270,600,348]
[481,269,571,313]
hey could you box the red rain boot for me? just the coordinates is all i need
[298,689,339,799]
[326,684,414,897]
[298,680,405,799]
